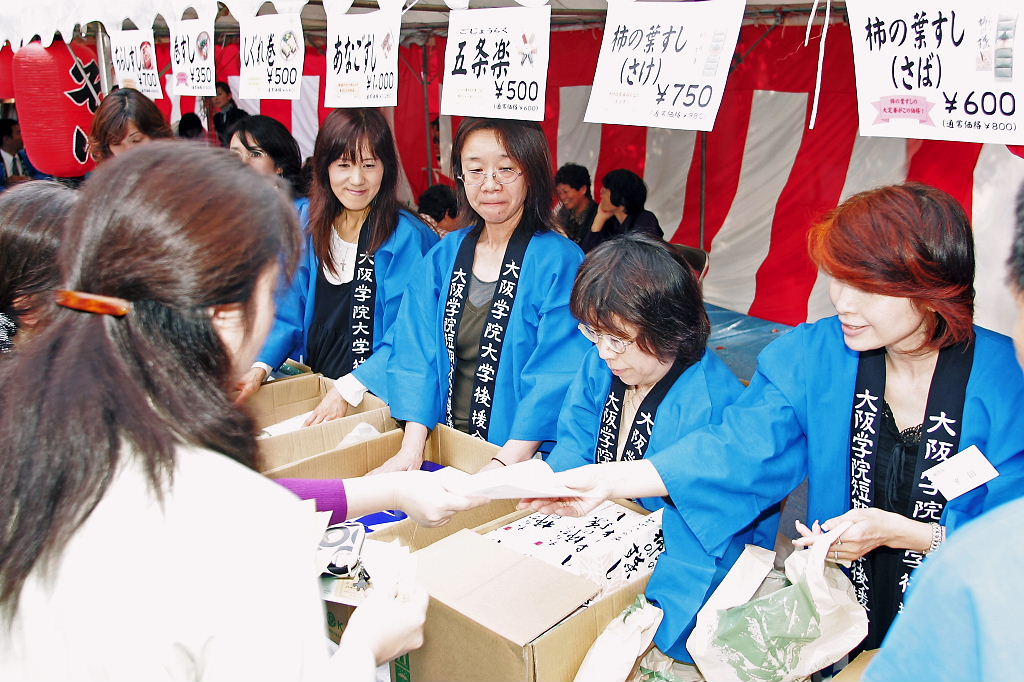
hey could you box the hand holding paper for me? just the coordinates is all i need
[439,459,608,505]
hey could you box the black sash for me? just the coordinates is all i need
[348,225,377,372]
[848,341,974,613]
[594,357,690,463]
[442,228,532,440]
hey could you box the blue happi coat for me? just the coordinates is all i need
[547,345,766,662]
[386,227,589,446]
[644,315,1024,660]
[258,207,438,399]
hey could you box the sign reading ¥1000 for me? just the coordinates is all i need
[585,0,744,131]
[108,28,163,99]
[441,6,552,121]
[238,12,306,100]
[325,2,401,108]
[847,1,1024,144]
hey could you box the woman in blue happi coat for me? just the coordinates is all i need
[525,183,1024,661]
[374,118,590,473]
[234,109,437,417]
[545,233,773,666]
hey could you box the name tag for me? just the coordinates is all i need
[922,445,999,501]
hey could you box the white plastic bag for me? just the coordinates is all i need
[575,595,664,682]
[687,524,867,682]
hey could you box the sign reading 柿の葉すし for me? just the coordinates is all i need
[441,6,552,122]
[847,1,1024,144]
[584,0,745,131]
[238,12,306,100]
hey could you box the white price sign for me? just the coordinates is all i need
[847,1,1024,144]
[170,17,215,96]
[108,28,163,99]
[441,6,551,121]
[239,13,306,100]
[325,3,401,107]
[585,0,743,131]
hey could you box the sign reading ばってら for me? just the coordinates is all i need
[170,15,216,96]
[585,0,744,131]
[239,13,305,100]
[108,28,163,99]
[848,1,1024,144]
[441,6,551,121]
[325,1,401,108]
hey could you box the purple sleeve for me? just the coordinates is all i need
[275,478,349,525]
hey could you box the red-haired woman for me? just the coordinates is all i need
[524,183,1024,656]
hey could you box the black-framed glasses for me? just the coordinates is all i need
[578,323,634,354]
[458,169,523,186]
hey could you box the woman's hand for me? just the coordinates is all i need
[370,446,425,475]
[793,508,933,561]
[342,579,429,665]
[518,464,612,517]
[393,470,488,526]
[304,387,349,426]
[232,366,267,404]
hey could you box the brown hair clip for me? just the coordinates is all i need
[55,290,132,317]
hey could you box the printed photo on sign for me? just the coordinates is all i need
[584,0,744,131]
[325,7,401,108]
[108,28,163,99]
[239,12,306,100]
[170,16,216,96]
[441,5,551,122]
[847,1,1024,144]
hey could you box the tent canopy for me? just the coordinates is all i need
[1,0,825,46]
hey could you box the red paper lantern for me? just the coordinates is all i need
[0,46,14,100]
[13,41,99,177]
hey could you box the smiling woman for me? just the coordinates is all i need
[235,108,438,419]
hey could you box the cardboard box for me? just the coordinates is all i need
[833,649,879,681]
[258,408,398,473]
[406,503,654,681]
[246,373,386,430]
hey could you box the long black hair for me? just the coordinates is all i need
[0,142,301,620]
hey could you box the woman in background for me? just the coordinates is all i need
[229,115,308,205]
[89,88,172,162]
[0,181,76,351]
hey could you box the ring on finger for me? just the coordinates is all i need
[834,550,840,561]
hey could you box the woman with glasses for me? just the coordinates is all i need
[374,118,590,472]
[544,234,750,671]
[234,109,437,421]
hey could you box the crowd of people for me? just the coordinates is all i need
[1,85,1022,681]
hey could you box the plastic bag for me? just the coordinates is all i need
[687,524,867,682]
[574,595,664,682]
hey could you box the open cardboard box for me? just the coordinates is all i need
[403,502,654,682]
[246,372,386,430]
[258,407,398,473]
